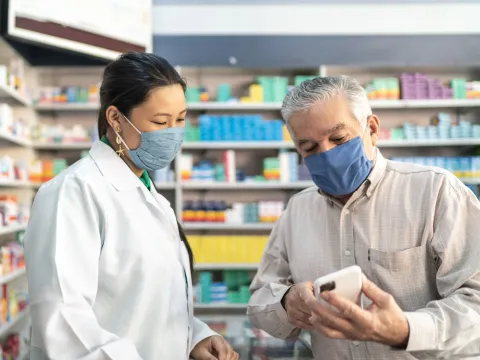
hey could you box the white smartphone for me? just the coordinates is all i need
[313,265,363,308]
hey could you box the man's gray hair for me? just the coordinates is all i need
[281,76,372,129]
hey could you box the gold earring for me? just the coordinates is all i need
[115,126,125,157]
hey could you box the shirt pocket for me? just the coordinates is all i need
[368,244,437,311]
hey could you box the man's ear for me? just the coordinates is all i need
[367,114,380,144]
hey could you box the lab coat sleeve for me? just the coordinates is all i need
[404,180,480,358]
[190,317,218,350]
[247,208,299,340]
[24,177,143,360]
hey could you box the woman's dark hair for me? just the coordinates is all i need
[98,51,186,138]
[98,52,193,271]
[177,222,194,276]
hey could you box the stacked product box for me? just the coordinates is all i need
[36,85,99,104]
[195,271,252,305]
[391,156,480,179]
[365,78,400,100]
[151,167,175,184]
[198,115,283,142]
[188,235,269,264]
[400,73,453,100]
[180,152,303,184]
[182,201,284,224]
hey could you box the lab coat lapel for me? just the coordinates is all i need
[90,142,178,240]
[148,186,179,238]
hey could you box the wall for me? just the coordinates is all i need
[152,1,480,67]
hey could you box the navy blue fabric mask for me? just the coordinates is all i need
[305,137,373,196]
[116,115,184,171]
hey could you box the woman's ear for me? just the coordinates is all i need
[106,105,122,132]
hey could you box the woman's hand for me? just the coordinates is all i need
[190,335,239,360]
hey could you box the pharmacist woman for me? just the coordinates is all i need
[23,52,239,360]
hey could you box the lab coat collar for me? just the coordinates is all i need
[89,141,144,191]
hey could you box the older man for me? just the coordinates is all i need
[248,76,480,359]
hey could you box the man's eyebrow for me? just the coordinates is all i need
[326,123,347,135]
[297,122,348,146]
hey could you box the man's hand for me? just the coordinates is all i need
[304,275,410,347]
[282,282,317,331]
[190,335,239,360]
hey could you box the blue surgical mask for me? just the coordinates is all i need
[305,137,373,196]
[115,115,184,171]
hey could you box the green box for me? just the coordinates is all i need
[451,79,467,99]
[272,77,289,102]
[257,76,274,103]
[186,87,201,103]
[294,75,316,87]
[217,84,231,102]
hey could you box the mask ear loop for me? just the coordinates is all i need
[112,113,143,152]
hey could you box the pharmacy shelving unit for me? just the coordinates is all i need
[4,57,480,315]
[176,66,480,312]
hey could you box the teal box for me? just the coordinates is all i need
[186,87,201,103]
[257,76,274,102]
[199,272,213,303]
[294,75,316,87]
[451,79,467,99]
[272,77,289,102]
[217,84,231,102]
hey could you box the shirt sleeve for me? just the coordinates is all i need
[247,208,299,340]
[404,179,480,358]
[190,317,218,351]
[24,178,143,360]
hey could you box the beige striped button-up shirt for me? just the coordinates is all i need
[247,150,480,360]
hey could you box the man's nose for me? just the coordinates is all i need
[318,142,336,153]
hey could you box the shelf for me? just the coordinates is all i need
[0,180,36,188]
[194,303,247,310]
[459,178,480,184]
[0,309,29,338]
[188,102,282,111]
[195,263,259,270]
[0,268,26,285]
[183,141,294,150]
[32,99,480,112]
[154,182,176,190]
[370,99,480,109]
[0,85,31,107]
[377,138,480,147]
[183,223,274,231]
[33,142,93,150]
[181,181,313,190]
[186,99,480,111]
[34,103,99,111]
[184,138,480,150]
[0,224,28,236]
[0,132,31,148]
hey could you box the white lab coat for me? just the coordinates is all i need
[24,141,216,360]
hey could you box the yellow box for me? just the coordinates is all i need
[249,84,264,102]
[283,125,292,142]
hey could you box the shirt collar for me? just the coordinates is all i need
[89,141,144,191]
[317,148,387,202]
[365,148,387,198]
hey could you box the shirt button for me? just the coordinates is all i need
[344,209,350,215]
[344,250,351,256]
[353,341,360,346]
